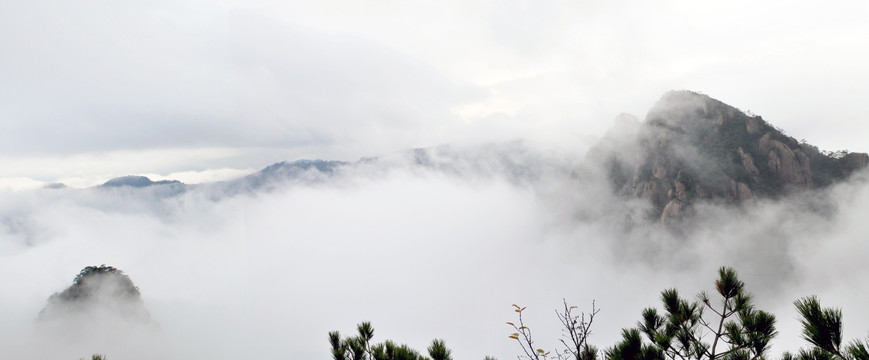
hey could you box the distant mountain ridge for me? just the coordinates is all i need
[236,159,349,191]
[588,90,868,225]
[101,175,182,188]
[80,90,867,226]
[83,140,570,197]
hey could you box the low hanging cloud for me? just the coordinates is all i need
[0,141,867,359]
[0,1,866,359]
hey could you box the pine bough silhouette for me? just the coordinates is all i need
[73,266,866,360]
[329,321,456,360]
[505,267,868,360]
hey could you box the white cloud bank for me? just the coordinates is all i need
[0,148,867,359]
[0,0,867,358]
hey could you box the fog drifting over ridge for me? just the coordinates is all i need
[1,0,867,358]
[1,141,867,359]
[2,1,868,187]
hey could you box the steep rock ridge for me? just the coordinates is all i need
[590,90,868,225]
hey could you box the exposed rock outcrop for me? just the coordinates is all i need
[737,147,760,184]
[588,90,868,224]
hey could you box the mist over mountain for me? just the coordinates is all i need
[2,0,867,357]
[2,91,867,359]
[191,141,576,197]
[38,265,153,326]
[31,266,159,358]
[585,90,868,225]
[101,176,183,189]
[85,91,864,228]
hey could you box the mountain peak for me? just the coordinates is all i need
[38,265,153,327]
[100,175,181,188]
[589,91,868,225]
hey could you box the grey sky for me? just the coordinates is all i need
[2,2,869,359]
[1,0,867,187]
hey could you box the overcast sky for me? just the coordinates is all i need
[1,0,867,188]
[2,2,869,359]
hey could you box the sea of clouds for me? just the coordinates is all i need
[1,142,867,360]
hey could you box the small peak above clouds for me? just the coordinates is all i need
[100,176,182,188]
[43,182,67,189]
[38,265,156,328]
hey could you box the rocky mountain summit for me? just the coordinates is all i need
[589,90,868,225]
[38,265,153,327]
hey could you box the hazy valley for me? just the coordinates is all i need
[2,92,868,359]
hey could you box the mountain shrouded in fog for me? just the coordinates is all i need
[2,1,868,358]
[38,265,154,328]
[585,90,868,225]
[59,90,868,228]
[3,91,867,359]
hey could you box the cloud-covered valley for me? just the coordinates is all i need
[1,142,867,359]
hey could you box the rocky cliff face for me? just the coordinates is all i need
[588,91,868,225]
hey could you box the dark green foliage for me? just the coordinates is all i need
[807,150,866,188]
[607,267,776,360]
[791,297,868,360]
[349,336,367,360]
[359,322,375,343]
[808,154,840,188]
[581,345,600,360]
[782,348,836,360]
[739,309,777,356]
[428,339,453,360]
[606,329,664,360]
[795,296,843,356]
[847,339,869,360]
[78,355,106,360]
[371,340,422,360]
[58,265,141,302]
[330,322,452,360]
[331,331,348,360]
